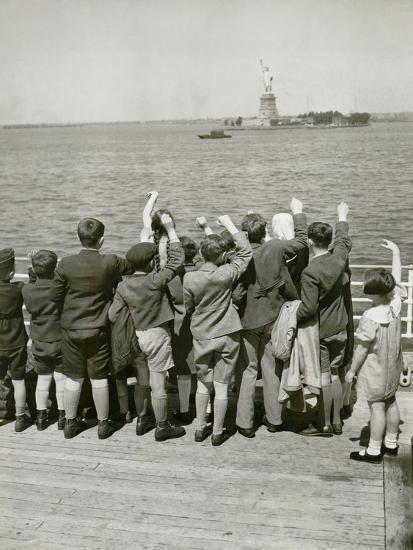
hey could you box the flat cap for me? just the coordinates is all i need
[0,247,15,276]
[126,243,157,269]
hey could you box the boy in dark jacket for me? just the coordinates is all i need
[50,218,133,440]
[298,202,352,436]
[108,213,186,442]
[23,250,66,431]
[0,248,29,432]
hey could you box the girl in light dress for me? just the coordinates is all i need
[346,239,407,463]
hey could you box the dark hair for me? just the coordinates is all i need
[77,218,105,247]
[308,222,333,248]
[363,268,396,295]
[151,209,176,272]
[31,250,58,278]
[180,236,198,262]
[200,235,226,263]
[220,230,235,252]
[241,213,267,244]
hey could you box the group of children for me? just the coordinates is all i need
[0,191,407,461]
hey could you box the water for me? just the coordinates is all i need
[0,122,412,265]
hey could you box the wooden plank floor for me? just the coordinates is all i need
[0,387,412,550]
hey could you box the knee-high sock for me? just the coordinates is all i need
[115,378,129,415]
[213,381,228,435]
[196,379,211,431]
[54,371,67,411]
[150,371,168,423]
[64,378,84,419]
[177,374,191,413]
[35,374,53,410]
[319,373,332,428]
[91,378,109,421]
[134,384,150,418]
[331,374,342,424]
[12,379,26,416]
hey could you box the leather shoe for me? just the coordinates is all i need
[136,415,155,436]
[155,422,186,442]
[195,426,212,442]
[381,444,398,456]
[350,450,383,463]
[299,423,333,437]
[98,419,117,440]
[14,415,31,433]
[172,410,193,425]
[332,422,343,435]
[262,415,286,433]
[64,417,88,439]
[236,426,255,438]
[211,430,231,446]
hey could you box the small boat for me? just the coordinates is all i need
[198,130,232,139]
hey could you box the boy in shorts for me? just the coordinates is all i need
[50,218,133,439]
[23,250,66,431]
[183,215,252,446]
[109,213,186,442]
[0,248,29,432]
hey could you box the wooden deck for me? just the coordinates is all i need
[0,388,412,550]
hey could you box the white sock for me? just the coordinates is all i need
[91,378,109,422]
[384,432,398,449]
[366,439,382,456]
[177,375,191,413]
[35,374,53,410]
[12,380,26,416]
[54,371,67,411]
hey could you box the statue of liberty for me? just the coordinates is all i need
[260,58,273,93]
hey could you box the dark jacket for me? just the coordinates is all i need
[23,278,61,342]
[297,221,352,339]
[108,242,184,331]
[0,281,28,350]
[239,213,308,330]
[49,250,133,330]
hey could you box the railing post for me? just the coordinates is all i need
[406,267,413,338]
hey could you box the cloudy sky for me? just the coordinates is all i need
[1,0,412,124]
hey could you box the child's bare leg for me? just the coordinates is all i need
[331,371,342,425]
[12,379,26,416]
[340,365,352,407]
[213,380,228,435]
[177,374,191,413]
[36,374,53,410]
[384,397,400,449]
[365,401,386,455]
[320,372,333,428]
[196,379,212,431]
[150,371,168,423]
[115,378,129,415]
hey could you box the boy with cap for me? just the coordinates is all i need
[23,250,66,431]
[50,218,133,439]
[183,215,252,446]
[108,213,186,442]
[0,248,29,432]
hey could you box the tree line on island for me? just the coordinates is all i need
[297,111,371,126]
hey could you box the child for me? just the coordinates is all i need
[108,213,186,442]
[346,239,407,463]
[0,248,29,432]
[168,236,202,424]
[235,199,307,438]
[50,218,133,439]
[23,250,66,430]
[183,215,252,446]
[298,202,351,437]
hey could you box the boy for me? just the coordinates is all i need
[50,218,133,439]
[298,202,351,436]
[109,213,186,442]
[23,250,66,431]
[183,215,252,446]
[235,198,307,437]
[0,248,29,432]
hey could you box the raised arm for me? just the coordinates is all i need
[140,191,159,242]
[380,239,407,299]
[216,215,252,283]
[196,216,214,236]
[152,213,184,288]
[280,198,308,255]
[331,202,352,263]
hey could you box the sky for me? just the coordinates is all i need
[1,0,413,124]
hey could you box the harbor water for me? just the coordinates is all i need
[0,121,412,264]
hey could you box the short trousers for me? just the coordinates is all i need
[193,332,240,384]
[0,346,27,381]
[135,325,174,373]
[61,328,110,380]
[31,340,63,376]
[320,330,347,374]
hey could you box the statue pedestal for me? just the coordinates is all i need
[258,93,279,121]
